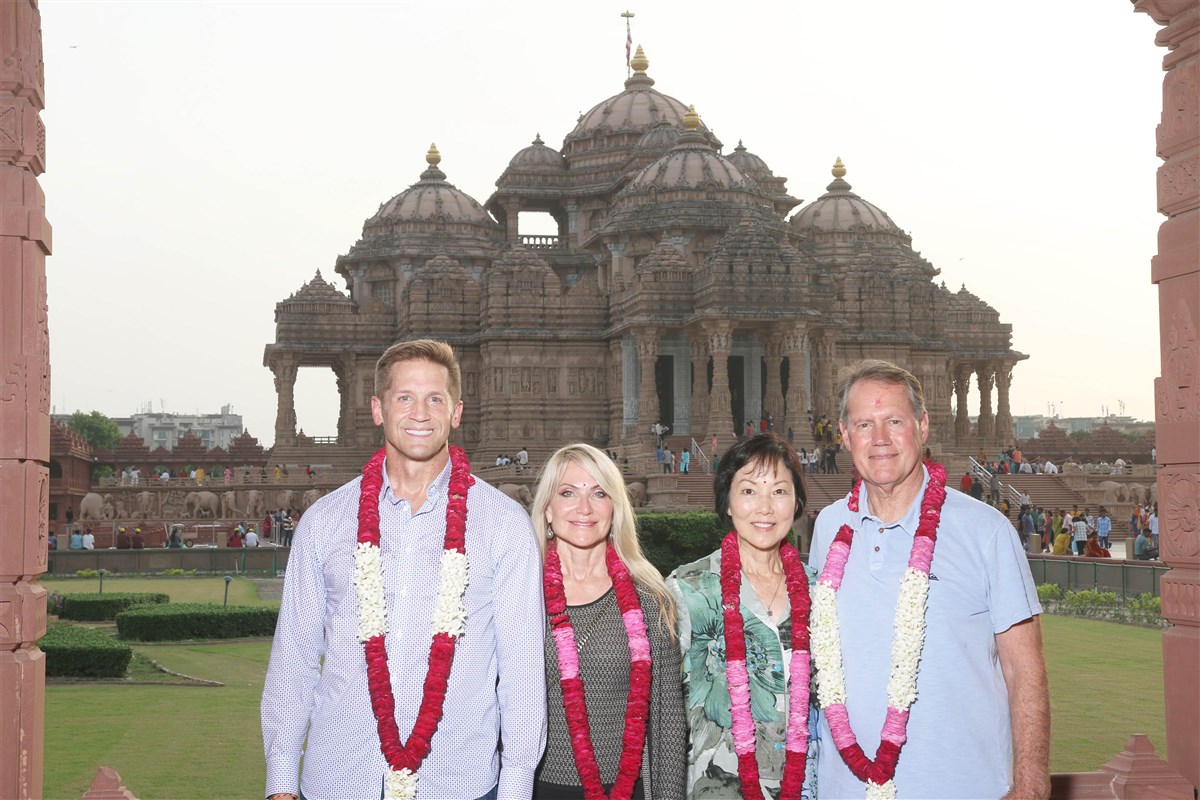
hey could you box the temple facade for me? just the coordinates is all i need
[264,48,1024,459]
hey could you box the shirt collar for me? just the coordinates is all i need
[856,464,931,538]
[380,454,452,515]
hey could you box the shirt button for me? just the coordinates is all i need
[878,527,884,533]
[874,546,881,552]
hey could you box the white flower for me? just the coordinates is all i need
[886,568,930,709]
[865,779,897,799]
[810,581,847,707]
[353,542,389,641]
[431,550,470,636]
[384,767,418,800]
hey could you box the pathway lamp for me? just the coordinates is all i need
[98,568,106,594]
[223,575,233,608]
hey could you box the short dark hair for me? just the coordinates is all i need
[713,432,807,521]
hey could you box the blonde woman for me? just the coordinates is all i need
[531,443,686,800]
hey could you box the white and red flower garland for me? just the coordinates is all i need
[544,543,651,800]
[353,446,474,800]
[720,531,812,800]
[811,462,947,800]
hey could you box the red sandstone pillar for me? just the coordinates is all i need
[1134,0,1200,788]
[0,2,49,798]
[636,328,659,449]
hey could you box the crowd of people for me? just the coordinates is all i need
[260,343,1050,800]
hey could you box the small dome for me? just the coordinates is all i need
[507,134,566,171]
[636,121,683,151]
[726,140,771,176]
[369,145,493,227]
[625,107,751,193]
[789,158,901,233]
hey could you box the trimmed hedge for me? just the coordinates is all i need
[60,592,170,622]
[40,624,132,678]
[636,511,728,576]
[116,603,279,642]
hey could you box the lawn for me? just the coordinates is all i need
[41,593,1168,798]
[39,576,272,606]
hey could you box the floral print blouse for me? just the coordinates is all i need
[667,548,819,800]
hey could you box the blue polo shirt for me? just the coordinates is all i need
[810,466,1041,798]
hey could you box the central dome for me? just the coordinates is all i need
[567,47,703,139]
[625,106,750,193]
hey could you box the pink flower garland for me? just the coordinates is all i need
[719,531,812,800]
[544,543,652,800]
[818,462,946,789]
[357,446,474,776]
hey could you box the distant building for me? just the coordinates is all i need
[53,404,244,452]
[1013,414,1154,440]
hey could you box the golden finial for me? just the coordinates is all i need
[426,143,441,167]
[631,45,649,74]
[683,104,700,131]
[832,156,846,179]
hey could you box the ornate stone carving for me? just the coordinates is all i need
[1159,295,1198,422]
[1161,469,1199,560]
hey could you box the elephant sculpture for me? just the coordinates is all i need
[220,491,240,518]
[301,488,323,512]
[184,491,220,519]
[626,481,648,508]
[245,489,267,519]
[498,483,533,508]
[1095,480,1122,506]
[135,491,156,519]
[79,492,112,522]
[276,489,297,512]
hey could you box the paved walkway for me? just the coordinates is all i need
[249,576,285,602]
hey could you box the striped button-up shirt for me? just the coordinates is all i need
[262,458,547,799]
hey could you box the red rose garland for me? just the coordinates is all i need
[544,543,652,800]
[355,446,474,797]
[720,531,812,800]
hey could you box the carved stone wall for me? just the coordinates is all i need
[0,2,47,796]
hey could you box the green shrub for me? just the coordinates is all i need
[75,569,99,579]
[116,603,279,642]
[60,592,169,622]
[636,511,737,576]
[39,624,132,678]
[1036,583,1063,603]
[162,569,185,576]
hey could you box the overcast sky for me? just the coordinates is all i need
[39,1,1166,447]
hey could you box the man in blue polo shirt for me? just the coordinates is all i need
[811,360,1049,799]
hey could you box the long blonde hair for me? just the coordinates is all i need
[531,443,676,633]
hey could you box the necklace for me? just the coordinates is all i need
[354,446,474,800]
[811,463,947,799]
[719,531,811,800]
[544,543,652,800]
[746,569,786,619]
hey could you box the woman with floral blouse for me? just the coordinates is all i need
[668,432,818,800]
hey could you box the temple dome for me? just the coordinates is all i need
[789,158,901,233]
[368,145,493,227]
[636,121,683,151]
[507,134,566,171]
[569,47,691,136]
[625,107,751,193]
[726,140,771,176]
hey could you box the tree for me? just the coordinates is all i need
[67,410,121,451]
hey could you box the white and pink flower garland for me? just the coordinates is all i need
[353,446,474,800]
[544,542,652,800]
[720,531,812,800]
[810,462,947,800]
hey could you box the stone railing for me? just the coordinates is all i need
[518,234,562,250]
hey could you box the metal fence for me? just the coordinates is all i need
[46,547,290,577]
[1026,555,1169,598]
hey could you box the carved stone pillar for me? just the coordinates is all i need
[953,364,973,443]
[689,335,709,439]
[334,355,356,444]
[976,364,995,442]
[1136,0,1200,786]
[0,3,48,796]
[705,323,734,438]
[608,339,624,445]
[272,359,298,446]
[762,334,785,431]
[812,331,838,419]
[781,326,808,435]
[995,363,1013,445]
[636,329,659,446]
